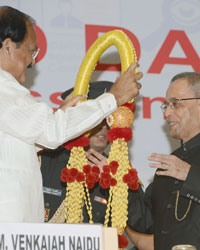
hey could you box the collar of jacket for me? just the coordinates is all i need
[181,133,200,152]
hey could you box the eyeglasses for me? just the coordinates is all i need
[32,48,40,61]
[161,97,200,113]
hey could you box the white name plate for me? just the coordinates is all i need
[0,223,111,250]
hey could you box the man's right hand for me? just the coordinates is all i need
[109,62,143,106]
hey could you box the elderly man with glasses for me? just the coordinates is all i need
[140,72,200,250]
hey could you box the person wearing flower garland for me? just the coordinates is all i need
[40,81,153,239]
[0,6,143,223]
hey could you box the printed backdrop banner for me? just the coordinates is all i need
[3,0,200,187]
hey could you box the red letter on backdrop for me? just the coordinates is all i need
[85,24,141,71]
[143,97,165,119]
[148,30,200,73]
[30,90,41,98]
[50,92,63,112]
[50,92,63,106]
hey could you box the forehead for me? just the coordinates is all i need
[166,79,194,99]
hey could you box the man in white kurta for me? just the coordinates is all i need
[0,68,117,222]
[0,6,142,222]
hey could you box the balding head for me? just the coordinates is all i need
[170,72,200,98]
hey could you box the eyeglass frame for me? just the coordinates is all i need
[160,97,200,113]
[32,48,40,61]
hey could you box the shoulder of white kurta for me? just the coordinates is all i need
[0,68,30,99]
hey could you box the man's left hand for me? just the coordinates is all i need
[60,92,86,111]
[148,153,191,181]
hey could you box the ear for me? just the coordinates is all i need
[1,38,16,55]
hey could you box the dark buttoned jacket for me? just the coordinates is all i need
[147,133,200,250]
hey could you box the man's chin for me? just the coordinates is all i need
[169,130,180,140]
[169,128,176,137]
[18,80,26,84]
[18,74,26,84]
[93,145,107,153]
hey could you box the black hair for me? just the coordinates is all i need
[0,6,36,48]
[170,72,200,97]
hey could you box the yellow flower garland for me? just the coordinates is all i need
[65,146,89,223]
[64,29,138,250]
[73,29,137,100]
[105,139,131,233]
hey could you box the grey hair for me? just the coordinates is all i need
[170,72,200,97]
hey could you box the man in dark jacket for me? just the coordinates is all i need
[147,72,200,249]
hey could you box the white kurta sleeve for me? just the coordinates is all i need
[0,85,116,148]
